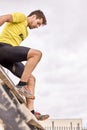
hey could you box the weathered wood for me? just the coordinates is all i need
[0,118,5,130]
[0,65,45,130]
[17,104,45,130]
[0,65,25,103]
[0,86,30,130]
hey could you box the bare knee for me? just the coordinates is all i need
[27,49,42,62]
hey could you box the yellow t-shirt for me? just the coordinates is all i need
[0,12,28,46]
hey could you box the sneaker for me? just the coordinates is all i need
[34,111,49,121]
[17,85,35,99]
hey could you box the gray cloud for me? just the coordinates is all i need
[1,0,87,127]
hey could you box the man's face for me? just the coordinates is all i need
[28,15,43,29]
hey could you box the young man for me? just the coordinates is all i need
[0,10,49,120]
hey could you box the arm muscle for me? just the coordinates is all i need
[0,14,13,26]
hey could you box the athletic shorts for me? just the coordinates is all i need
[0,42,30,78]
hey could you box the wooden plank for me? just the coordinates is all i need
[0,86,30,130]
[17,104,45,130]
[0,65,25,103]
[0,65,45,130]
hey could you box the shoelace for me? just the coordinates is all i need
[25,86,31,92]
[23,87,32,95]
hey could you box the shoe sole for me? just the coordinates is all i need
[36,114,49,121]
[18,90,35,99]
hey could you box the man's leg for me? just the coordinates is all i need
[26,74,36,111]
[0,44,49,120]
[26,74,49,120]
[0,44,42,85]
[20,49,42,82]
[5,62,49,120]
[0,44,42,98]
[3,62,35,111]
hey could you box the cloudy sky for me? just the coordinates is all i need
[1,0,87,127]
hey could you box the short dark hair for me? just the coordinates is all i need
[27,10,47,25]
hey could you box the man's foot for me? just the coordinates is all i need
[34,111,49,121]
[16,85,35,99]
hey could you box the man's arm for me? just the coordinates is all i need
[0,14,13,26]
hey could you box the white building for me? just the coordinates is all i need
[40,119,82,130]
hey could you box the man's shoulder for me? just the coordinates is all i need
[12,12,26,23]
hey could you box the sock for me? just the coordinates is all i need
[31,110,35,114]
[18,81,27,87]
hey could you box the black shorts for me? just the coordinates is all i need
[0,43,30,78]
